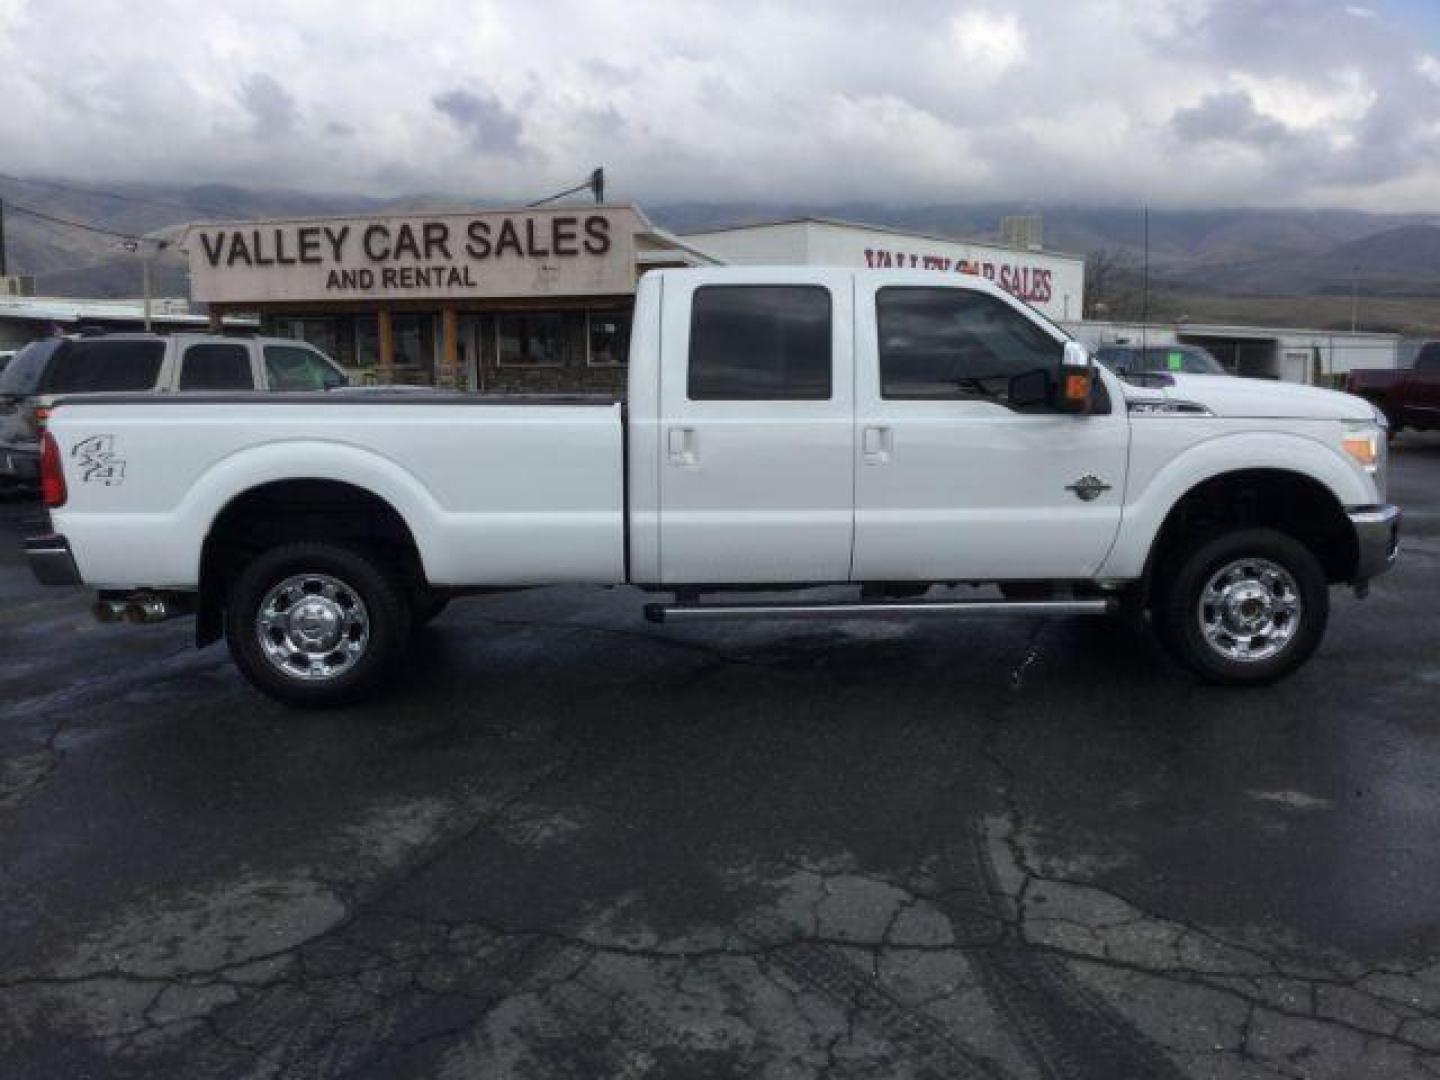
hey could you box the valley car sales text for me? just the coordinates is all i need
[196,213,614,294]
[863,247,1054,304]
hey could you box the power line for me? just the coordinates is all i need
[0,171,195,213]
[2,200,148,243]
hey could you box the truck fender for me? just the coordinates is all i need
[179,440,443,586]
[1098,430,1371,581]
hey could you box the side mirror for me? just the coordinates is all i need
[1056,340,1093,413]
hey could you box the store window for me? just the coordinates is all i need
[588,313,630,367]
[355,317,379,369]
[273,317,338,360]
[497,312,582,367]
[353,315,435,380]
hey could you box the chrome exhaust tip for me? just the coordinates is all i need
[124,597,172,624]
[92,600,130,623]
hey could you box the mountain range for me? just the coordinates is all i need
[3,177,1439,333]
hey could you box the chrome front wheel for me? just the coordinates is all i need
[1197,558,1301,663]
[1155,528,1328,686]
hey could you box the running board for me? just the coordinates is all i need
[644,597,1116,624]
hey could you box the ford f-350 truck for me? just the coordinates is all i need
[26,268,1400,706]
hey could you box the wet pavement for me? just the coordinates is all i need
[2,435,1439,1079]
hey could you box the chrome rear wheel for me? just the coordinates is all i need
[256,573,371,681]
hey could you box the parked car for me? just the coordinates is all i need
[1,333,346,489]
[1345,342,1440,434]
[1095,343,1228,377]
[27,268,1398,706]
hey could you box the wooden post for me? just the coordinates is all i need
[377,307,394,383]
[440,307,458,389]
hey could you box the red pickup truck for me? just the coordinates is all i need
[1346,343,1440,434]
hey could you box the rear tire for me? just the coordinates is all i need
[1153,528,1328,686]
[225,542,411,707]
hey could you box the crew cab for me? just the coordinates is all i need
[26,268,1400,706]
[1345,342,1440,434]
[1,333,346,488]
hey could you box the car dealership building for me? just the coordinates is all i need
[182,206,1088,393]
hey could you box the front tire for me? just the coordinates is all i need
[225,542,411,707]
[1154,528,1329,686]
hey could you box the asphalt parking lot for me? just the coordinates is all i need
[2,436,1438,1080]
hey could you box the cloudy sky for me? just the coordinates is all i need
[3,0,1440,210]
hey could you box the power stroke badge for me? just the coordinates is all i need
[72,435,127,486]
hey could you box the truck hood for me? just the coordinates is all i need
[1126,374,1377,422]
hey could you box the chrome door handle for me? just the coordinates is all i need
[863,425,891,463]
[668,426,698,466]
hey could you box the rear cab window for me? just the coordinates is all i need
[687,285,832,400]
[41,340,166,394]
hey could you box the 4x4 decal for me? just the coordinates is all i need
[71,434,126,486]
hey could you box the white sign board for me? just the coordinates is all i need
[186,207,642,305]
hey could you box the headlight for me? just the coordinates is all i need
[1343,420,1387,499]
[1342,426,1380,471]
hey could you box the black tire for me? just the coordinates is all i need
[1153,528,1329,686]
[225,542,411,707]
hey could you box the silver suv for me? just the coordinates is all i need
[1,333,347,488]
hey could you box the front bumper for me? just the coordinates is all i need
[1348,505,1401,585]
[25,534,82,588]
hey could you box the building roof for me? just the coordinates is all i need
[1068,317,1401,342]
[679,215,1086,264]
[0,296,255,326]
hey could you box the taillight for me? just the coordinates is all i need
[33,406,52,431]
[40,432,66,508]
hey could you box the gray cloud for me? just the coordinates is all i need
[1171,91,1292,147]
[2,1,1440,210]
[238,73,296,139]
[432,88,522,155]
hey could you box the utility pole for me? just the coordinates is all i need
[1141,206,1150,326]
[0,197,8,277]
[1350,264,1359,333]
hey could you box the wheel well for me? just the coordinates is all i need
[1147,469,1357,591]
[196,480,424,646]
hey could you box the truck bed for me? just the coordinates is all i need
[46,394,627,590]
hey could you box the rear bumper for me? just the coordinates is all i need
[0,445,39,484]
[25,534,82,588]
[1348,505,1401,584]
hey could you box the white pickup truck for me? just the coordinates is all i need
[26,268,1399,706]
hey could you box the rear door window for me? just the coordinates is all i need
[687,285,832,400]
[42,340,165,393]
[180,343,255,390]
[263,345,347,390]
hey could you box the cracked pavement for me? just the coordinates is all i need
[2,435,1439,1078]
